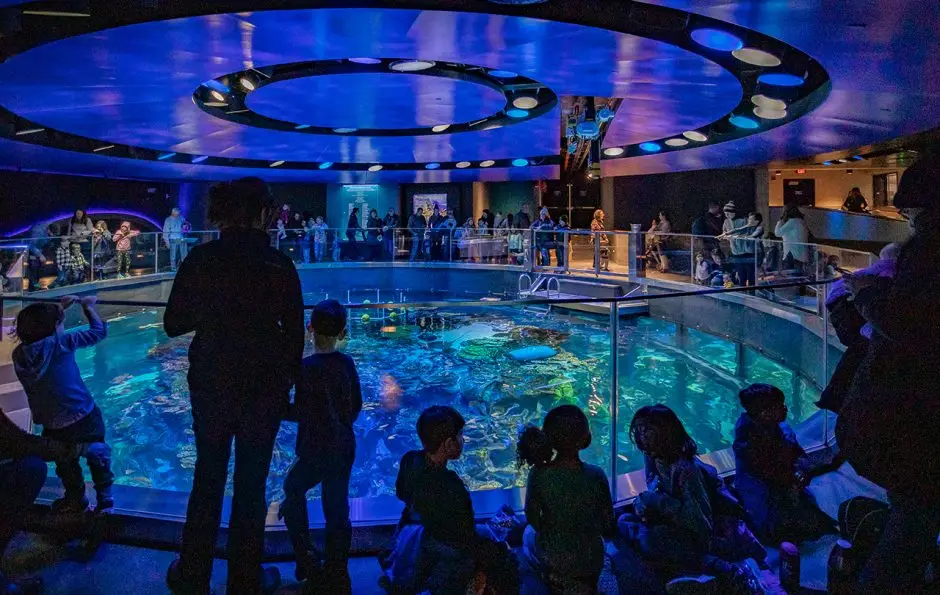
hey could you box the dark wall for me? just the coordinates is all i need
[612,168,756,231]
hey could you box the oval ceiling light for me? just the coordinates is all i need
[488,70,518,79]
[690,28,743,51]
[683,131,708,142]
[210,90,226,102]
[270,160,285,167]
[368,164,383,172]
[192,155,209,163]
[203,101,228,108]
[665,138,689,147]
[456,161,471,168]
[758,73,805,87]
[318,162,333,170]
[349,57,382,65]
[295,124,311,130]
[157,152,177,160]
[729,115,760,129]
[512,158,529,167]
[753,106,788,120]
[479,160,496,168]
[512,96,539,109]
[239,77,256,91]
[333,127,358,134]
[751,94,787,110]
[506,109,529,118]
[732,47,782,67]
[639,142,662,153]
[390,60,435,72]
[482,122,503,131]
[425,162,441,169]
[603,147,625,157]
[431,124,451,133]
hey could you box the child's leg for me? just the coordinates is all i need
[280,458,323,578]
[321,458,353,567]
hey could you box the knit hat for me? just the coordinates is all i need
[894,154,940,209]
[723,201,737,213]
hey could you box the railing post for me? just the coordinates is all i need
[689,236,696,285]
[153,233,159,275]
[628,224,645,278]
[609,299,620,499]
[564,231,570,274]
[90,242,95,283]
[822,286,830,446]
[594,232,601,276]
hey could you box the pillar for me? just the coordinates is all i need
[472,182,489,222]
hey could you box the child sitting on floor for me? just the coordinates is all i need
[279,299,362,594]
[517,405,615,593]
[391,406,518,595]
[12,295,113,515]
[733,384,833,544]
[621,404,765,594]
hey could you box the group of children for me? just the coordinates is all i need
[50,221,141,287]
[12,295,834,594]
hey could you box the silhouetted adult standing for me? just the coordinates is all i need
[164,178,305,595]
[837,155,940,594]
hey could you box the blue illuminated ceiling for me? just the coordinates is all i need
[0,1,936,182]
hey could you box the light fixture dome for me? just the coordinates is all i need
[665,138,689,147]
[603,147,625,157]
[389,60,435,72]
[751,94,787,110]
[479,160,496,167]
[431,124,451,133]
[683,131,708,142]
[456,161,471,169]
[732,48,782,67]
[512,96,539,109]
[368,164,383,172]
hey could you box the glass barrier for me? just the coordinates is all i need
[0,275,839,513]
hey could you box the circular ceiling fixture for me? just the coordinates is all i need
[603,147,625,157]
[456,161,471,168]
[512,96,539,109]
[209,90,225,102]
[639,142,662,153]
[318,162,333,170]
[192,58,558,138]
[753,106,787,120]
[729,115,760,129]
[512,158,529,167]
[758,73,805,87]
[270,160,285,167]
[488,70,518,79]
[368,164,383,172]
[665,138,689,147]
[389,60,435,72]
[425,162,441,169]
[479,160,496,168]
[683,131,709,142]
[751,94,787,110]
[239,77,256,91]
[690,29,743,52]
[732,48,782,67]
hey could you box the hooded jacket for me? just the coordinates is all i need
[13,317,107,429]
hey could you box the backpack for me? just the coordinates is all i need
[838,496,889,558]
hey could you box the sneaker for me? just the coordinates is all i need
[165,559,208,595]
[50,495,89,516]
[666,575,719,595]
[2,576,43,595]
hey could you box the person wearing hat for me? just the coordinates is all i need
[836,154,940,593]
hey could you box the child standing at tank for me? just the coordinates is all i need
[112,221,139,278]
[517,405,614,592]
[278,299,361,594]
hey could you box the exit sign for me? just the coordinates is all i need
[795,168,806,174]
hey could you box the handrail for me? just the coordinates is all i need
[1,278,837,311]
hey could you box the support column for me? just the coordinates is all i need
[754,168,771,226]
[472,182,489,222]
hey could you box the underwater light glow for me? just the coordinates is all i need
[758,73,805,87]
[506,109,529,118]
[639,142,662,153]
[729,115,759,129]
[690,29,743,51]
[512,158,529,167]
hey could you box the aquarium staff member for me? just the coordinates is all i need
[0,410,108,594]
[163,177,305,595]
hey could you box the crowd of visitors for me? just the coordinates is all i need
[1,159,938,594]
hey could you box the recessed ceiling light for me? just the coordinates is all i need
[690,29,743,51]
[157,152,177,160]
[390,60,435,72]
[506,109,529,118]
[482,122,503,131]
[239,77,256,91]
[512,96,539,109]
[203,102,228,108]
[683,131,708,142]
[15,128,45,136]
[753,106,787,120]
[92,144,115,153]
[456,161,471,168]
[822,161,833,166]
[639,142,662,153]
[192,155,209,164]
[270,160,285,167]
[295,124,311,130]
[368,165,383,172]
[333,128,357,134]
[425,163,441,170]
[603,147,625,157]
[665,138,689,147]
[758,73,805,87]
[319,162,333,169]
[480,160,496,168]
[431,124,451,133]
[751,94,787,110]
[732,48,782,67]
[210,90,226,102]
[349,57,382,64]
[729,115,760,129]
[512,158,529,167]
[836,158,849,163]
[488,70,518,79]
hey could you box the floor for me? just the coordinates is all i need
[3,533,386,595]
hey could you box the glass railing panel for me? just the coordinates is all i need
[0,245,27,295]
[565,230,599,275]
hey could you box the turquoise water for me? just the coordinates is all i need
[75,307,819,501]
